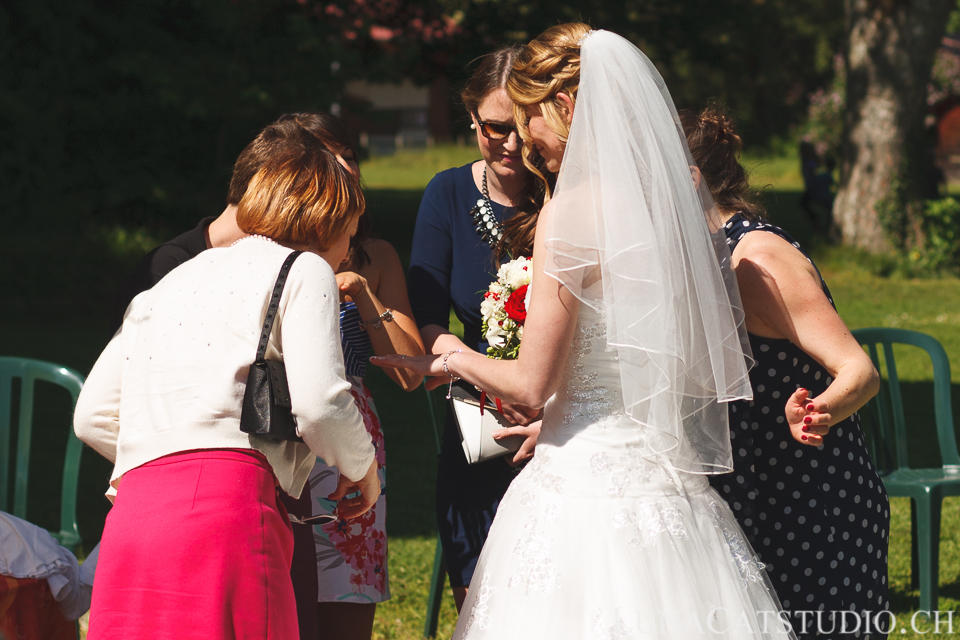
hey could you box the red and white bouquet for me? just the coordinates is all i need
[480,256,532,360]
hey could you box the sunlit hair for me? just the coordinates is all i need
[679,106,764,221]
[461,45,523,114]
[462,44,548,262]
[227,112,357,206]
[229,112,373,265]
[507,22,591,199]
[236,142,364,251]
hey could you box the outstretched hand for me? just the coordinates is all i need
[786,387,832,447]
[371,353,445,378]
[327,459,380,520]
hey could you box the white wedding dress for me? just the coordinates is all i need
[453,302,796,640]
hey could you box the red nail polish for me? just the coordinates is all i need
[802,425,809,432]
[803,416,812,424]
[806,404,815,411]
[801,435,808,440]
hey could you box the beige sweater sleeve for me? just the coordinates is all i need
[279,256,375,482]
[73,333,123,464]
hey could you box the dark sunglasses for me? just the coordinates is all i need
[472,111,518,141]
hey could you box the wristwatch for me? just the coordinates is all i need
[359,309,394,330]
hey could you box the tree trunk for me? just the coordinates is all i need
[834,0,954,251]
[429,72,451,143]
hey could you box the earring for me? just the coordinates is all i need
[470,123,476,130]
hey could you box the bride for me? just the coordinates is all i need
[376,24,797,639]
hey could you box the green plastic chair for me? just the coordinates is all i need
[0,357,85,549]
[852,328,960,612]
[422,386,446,639]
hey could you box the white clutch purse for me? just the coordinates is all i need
[448,382,523,464]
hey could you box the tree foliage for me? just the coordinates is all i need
[1,0,350,234]
[1,0,848,240]
[312,0,846,144]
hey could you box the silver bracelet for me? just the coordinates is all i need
[443,349,462,399]
[359,309,394,330]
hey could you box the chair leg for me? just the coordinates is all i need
[423,535,446,639]
[913,494,942,613]
[910,501,919,590]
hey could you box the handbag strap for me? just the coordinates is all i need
[255,250,304,363]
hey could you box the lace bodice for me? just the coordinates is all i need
[542,302,626,447]
[535,302,696,500]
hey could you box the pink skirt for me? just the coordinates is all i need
[87,449,297,640]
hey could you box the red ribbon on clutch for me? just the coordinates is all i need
[478,391,504,415]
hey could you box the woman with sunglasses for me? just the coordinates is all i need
[408,45,548,611]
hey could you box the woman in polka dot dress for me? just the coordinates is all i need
[683,108,890,639]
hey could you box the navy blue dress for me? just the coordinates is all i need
[712,214,890,638]
[408,163,519,588]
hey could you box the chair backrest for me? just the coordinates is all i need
[852,328,960,473]
[0,357,85,548]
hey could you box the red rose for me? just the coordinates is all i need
[504,284,528,324]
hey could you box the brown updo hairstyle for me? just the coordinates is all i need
[236,139,364,250]
[462,45,548,263]
[679,106,764,221]
[507,22,592,198]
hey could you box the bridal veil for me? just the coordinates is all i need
[541,30,754,475]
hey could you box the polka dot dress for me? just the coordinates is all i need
[710,214,890,639]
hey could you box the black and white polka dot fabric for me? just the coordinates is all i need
[710,213,890,639]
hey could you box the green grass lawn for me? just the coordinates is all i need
[4,144,959,639]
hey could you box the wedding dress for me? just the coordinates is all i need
[453,301,796,639]
[451,28,798,639]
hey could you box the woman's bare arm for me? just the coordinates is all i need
[341,239,424,391]
[374,201,580,410]
[732,231,879,445]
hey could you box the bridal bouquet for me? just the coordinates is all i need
[480,256,531,360]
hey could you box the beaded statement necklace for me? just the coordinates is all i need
[470,168,504,248]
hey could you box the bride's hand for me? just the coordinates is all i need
[493,419,541,466]
[371,353,445,378]
[498,402,539,426]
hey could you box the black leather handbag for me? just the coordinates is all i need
[240,250,304,442]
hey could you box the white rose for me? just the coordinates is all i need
[504,269,528,289]
[480,295,499,319]
[485,322,507,348]
[501,257,532,289]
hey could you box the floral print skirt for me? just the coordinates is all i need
[308,377,389,603]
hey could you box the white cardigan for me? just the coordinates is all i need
[74,237,374,499]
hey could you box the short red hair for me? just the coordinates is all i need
[236,142,364,250]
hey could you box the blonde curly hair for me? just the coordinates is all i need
[507,22,592,195]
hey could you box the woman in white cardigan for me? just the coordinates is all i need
[74,140,379,640]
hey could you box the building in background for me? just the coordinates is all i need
[339,75,455,156]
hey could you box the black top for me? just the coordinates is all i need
[109,217,214,333]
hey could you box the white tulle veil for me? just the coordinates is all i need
[543,30,754,474]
